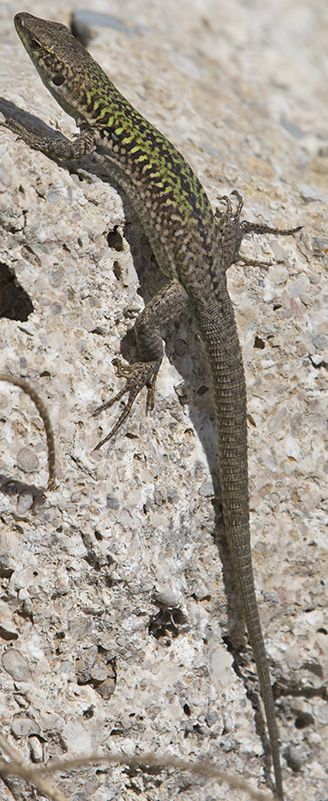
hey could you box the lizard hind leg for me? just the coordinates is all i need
[93,357,160,449]
[93,279,188,450]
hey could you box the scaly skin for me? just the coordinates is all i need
[4,12,301,796]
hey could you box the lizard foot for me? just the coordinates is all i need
[214,190,301,272]
[93,357,160,449]
[216,190,302,236]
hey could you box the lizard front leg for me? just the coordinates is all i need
[3,116,96,159]
[93,279,188,448]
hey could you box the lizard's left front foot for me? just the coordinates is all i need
[93,357,160,449]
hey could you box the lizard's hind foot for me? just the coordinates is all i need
[93,357,160,449]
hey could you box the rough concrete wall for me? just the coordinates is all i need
[0,2,327,800]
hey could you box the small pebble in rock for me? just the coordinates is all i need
[29,735,44,763]
[106,495,120,510]
[285,745,304,772]
[16,447,39,474]
[2,648,30,681]
[11,715,40,738]
[16,489,34,514]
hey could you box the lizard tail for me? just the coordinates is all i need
[201,295,283,799]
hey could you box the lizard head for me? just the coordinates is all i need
[14,12,109,123]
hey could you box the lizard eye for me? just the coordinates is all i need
[52,74,65,87]
[30,38,42,51]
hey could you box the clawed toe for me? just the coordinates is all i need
[93,358,160,449]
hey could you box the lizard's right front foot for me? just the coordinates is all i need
[93,357,160,449]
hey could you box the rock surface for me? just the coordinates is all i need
[0,1,327,800]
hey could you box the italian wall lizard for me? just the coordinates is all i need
[4,12,301,798]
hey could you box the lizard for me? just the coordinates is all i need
[0,373,56,490]
[2,12,301,797]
